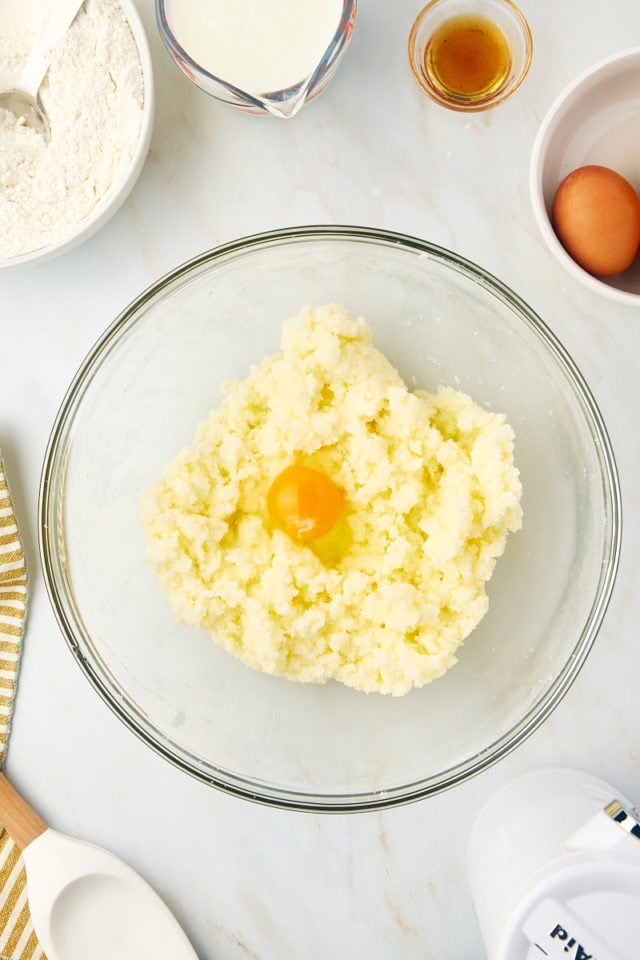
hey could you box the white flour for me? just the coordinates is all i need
[0,0,144,260]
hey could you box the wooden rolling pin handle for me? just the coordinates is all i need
[0,773,47,850]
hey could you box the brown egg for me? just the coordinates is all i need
[552,165,640,276]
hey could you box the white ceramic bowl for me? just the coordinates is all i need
[530,47,640,304]
[0,0,154,270]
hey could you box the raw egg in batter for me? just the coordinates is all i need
[140,304,523,695]
[267,464,344,541]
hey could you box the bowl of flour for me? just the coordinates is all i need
[0,0,154,268]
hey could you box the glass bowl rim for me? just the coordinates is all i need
[38,225,622,813]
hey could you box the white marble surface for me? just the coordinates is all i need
[2,1,640,957]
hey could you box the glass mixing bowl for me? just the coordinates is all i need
[40,227,620,812]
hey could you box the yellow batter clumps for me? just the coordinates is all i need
[140,304,522,696]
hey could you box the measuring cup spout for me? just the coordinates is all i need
[261,94,306,119]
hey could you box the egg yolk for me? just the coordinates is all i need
[267,464,344,541]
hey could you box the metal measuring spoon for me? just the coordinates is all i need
[0,0,86,142]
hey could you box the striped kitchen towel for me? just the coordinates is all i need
[0,453,43,960]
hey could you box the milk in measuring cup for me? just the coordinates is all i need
[166,0,344,93]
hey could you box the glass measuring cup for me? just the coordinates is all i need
[156,0,357,118]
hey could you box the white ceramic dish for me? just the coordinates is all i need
[0,0,154,270]
[530,47,640,304]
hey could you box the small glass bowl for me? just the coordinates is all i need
[156,0,356,118]
[408,0,533,112]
